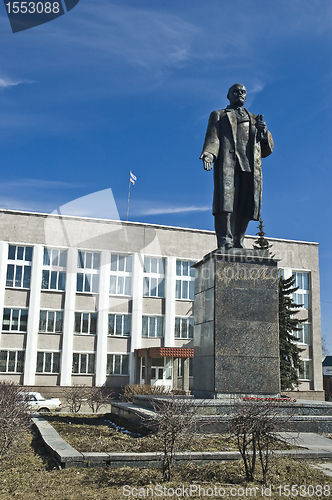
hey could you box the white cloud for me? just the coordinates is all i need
[249,83,265,95]
[0,78,22,88]
[45,1,200,71]
[0,180,91,214]
[0,196,53,213]
[0,187,121,221]
[0,179,87,189]
[137,205,210,216]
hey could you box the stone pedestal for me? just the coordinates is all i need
[193,249,280,398]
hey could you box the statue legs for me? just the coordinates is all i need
[214,212,250,249]
[214,171,253,249]
[214,213,233,249]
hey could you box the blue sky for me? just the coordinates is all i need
[0,0,331,351]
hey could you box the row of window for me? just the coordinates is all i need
[2,306,312,343]
[6,247,312,310]
[2,308,195,339]
[5,246,195,300]
[72,353,129,375]
[0,350,129,375]
[0,349,313,381]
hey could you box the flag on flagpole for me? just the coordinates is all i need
[130,171,137,185]
[127,171,137,221]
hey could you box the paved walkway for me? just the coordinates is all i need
[280,432,332,478]
[311,463,332,478]
[280,432,332,452]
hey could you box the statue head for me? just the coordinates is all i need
[227,83,246,107]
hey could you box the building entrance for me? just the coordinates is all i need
[140,356,172,387]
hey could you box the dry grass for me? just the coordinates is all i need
[0,429,332,500]
[44,413,294,453]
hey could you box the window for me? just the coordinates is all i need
[175,317,194,339]
[108,313,131,336]
[72,353,95,374]
[141,357,167,380]
[292,271,310,309]
[39,310,63,334]
[6,245,33,289]
[0,350,24,373]
[143,257,165,298]
[74,312,97,335]
[36,352,60,373]
[42,248,67,291]
[110,254,132,296]
[176,260,195,300]
[294,323,311,345]
[107,354,129,375]
[76,251,100,293]
[142,315,164,338]
[299,360,312,381]
[2,308,28,332]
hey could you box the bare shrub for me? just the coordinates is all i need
[144,395,200,481]
[0,382,30,459]
[120,384,171,402]
[229,399,295,483]
[85,387,112,413]
[63,384,89,413]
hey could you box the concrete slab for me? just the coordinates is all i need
[311,463,332,478]
[32,416,84,466]
[280,432,332,451]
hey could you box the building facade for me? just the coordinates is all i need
[0,209,324,399]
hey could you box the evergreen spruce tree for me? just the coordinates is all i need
[278,275,306,390]
[253,218,274,256]
[253,219,305,390]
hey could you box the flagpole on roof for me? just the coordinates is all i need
[126,177,131,222]
[126,171,137,222]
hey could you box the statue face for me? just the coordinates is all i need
[228,84,246,107]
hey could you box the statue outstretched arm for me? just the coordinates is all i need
[200,152,215,171]
[200,110,220,170]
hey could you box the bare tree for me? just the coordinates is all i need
[144,395,201,481]
[0,382,30,459]
[85,387,112,413]
[63,384,89,413]
[229,399,295,483]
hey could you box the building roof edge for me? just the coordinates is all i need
[0,208,319,245]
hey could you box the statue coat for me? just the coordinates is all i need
[201,108,274,220]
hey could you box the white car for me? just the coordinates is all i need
[23,391,62,412]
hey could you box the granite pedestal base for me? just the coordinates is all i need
[193,249,280,398]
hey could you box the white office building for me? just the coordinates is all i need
[0,209,324,400]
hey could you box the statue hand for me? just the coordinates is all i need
[201,152,214,171]
[255,120,267,136]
